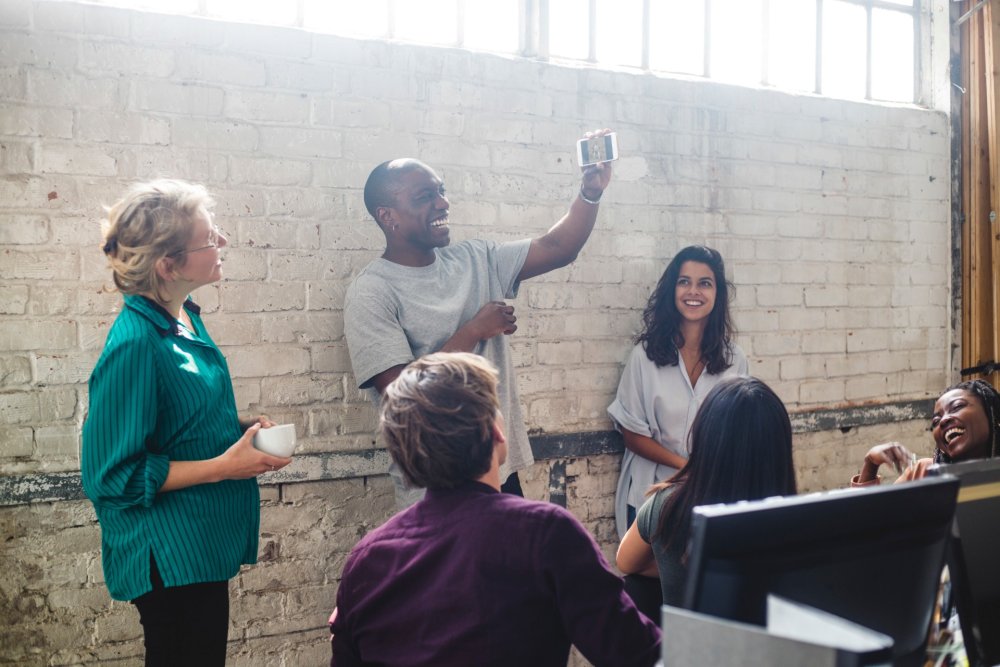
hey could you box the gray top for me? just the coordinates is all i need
[344,238,533,487]
[636,484,686,608]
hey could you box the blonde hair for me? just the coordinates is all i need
[101,179,214,300]
[380,352,500,490]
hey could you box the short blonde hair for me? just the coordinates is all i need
[380,352,500,490]
[101,179,214,299]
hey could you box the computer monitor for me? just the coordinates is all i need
[683,476,960,667]
[927,458,1000,667]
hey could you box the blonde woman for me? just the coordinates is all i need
[81,180,291,666]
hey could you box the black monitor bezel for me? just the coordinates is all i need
[684,476,960,666]
[927,458,1000,667]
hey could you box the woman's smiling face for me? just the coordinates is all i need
[674,261,717,325]
[931,388,991,461]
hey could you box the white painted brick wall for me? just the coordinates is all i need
[0,2,955,663]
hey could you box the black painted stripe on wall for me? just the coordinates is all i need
[0,398,933,506]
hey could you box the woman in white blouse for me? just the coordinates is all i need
[609,245,747,540]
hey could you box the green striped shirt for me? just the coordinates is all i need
[82,294,259,601]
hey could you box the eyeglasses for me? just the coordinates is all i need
[169,223,222,257]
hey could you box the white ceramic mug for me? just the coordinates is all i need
[253,423,297,458]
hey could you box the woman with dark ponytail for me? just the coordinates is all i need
[616,376,798,607]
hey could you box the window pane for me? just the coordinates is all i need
[880,0,914,6]
[821,0,866,100]
[649,0,705,75]
[549,0,590,60]
[710,0,763,85]
[205,0,297,25]
[465,0,519,53]
[596,0,643,67]
[304,0,388,37]
[871,8,914,102]
[395,0,458,45]
[768,0,816,92]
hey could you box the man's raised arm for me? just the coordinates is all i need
[517,128,615,282]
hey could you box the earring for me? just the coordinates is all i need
[393,224,398,231]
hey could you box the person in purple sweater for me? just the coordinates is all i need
[330,352,661,667]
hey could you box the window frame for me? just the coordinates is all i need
[109,0,924,104]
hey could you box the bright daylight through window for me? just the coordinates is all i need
[76,0,920,104]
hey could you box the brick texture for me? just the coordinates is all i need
[0,2,953,665]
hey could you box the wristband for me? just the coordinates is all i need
[579,187,602,205]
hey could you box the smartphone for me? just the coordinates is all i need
[577,133,619,167]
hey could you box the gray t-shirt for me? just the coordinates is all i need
[344,239,533,493]
[636,484,686,607]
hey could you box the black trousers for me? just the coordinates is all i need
[623,574,664,623]
[131,557,230,667]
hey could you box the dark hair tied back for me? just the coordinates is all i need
[652,376,797,556]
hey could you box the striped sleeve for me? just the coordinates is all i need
[81,326,170,510]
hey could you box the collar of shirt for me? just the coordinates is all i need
[124,294,202,338]
[424,479,498,502]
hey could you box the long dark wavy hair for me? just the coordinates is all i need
[934,379,1000,464]
[636,245,735,374]
[651,377,798,554]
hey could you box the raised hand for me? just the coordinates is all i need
[858,441,915,482]
[581,128,614,199]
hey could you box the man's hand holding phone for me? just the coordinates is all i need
[578,128,616,204]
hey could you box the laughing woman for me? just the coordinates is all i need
[852,379,1000,485]
[609,245,748,541]
[849,379,1000,657]
[81,180,291,667]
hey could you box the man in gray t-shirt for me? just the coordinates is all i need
[345,133,613,506]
